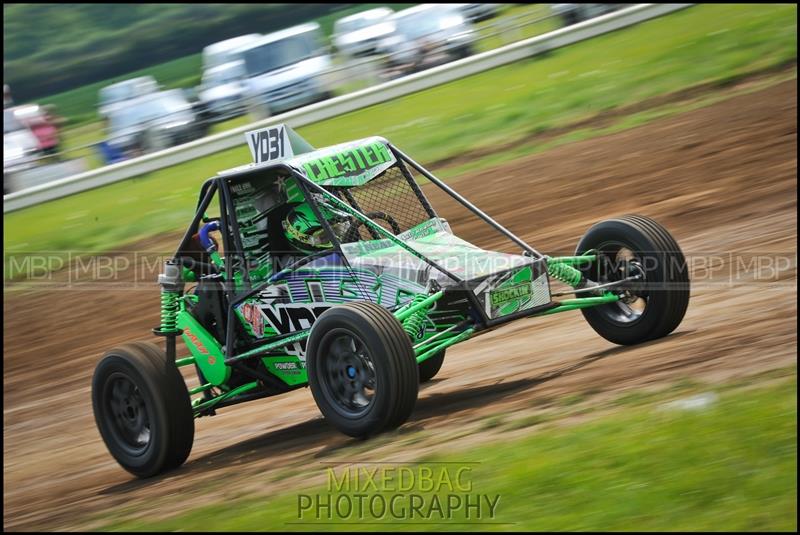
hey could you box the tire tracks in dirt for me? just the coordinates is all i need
[3,79,796,531]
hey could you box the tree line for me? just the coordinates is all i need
[3,3,350,101]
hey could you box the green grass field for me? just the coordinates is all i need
[4,4,797,279]
[98,371,798,531]
[37,54,204,127]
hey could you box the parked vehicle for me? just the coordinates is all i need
[457,3,501,23]
[197,61,249,122]
[202,33,262,72]
[379,4,477,76]
[4,108,41,193]
[98,76,160,118]
[550,4,624,26]
[11,104,60,154]
[104,89,207,158]
[332,7,395,58]
[238,23,333,117]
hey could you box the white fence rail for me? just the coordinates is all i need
[3,4,692,213]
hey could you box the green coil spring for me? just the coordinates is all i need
[160,291,181,333]
[402,294,430,341]
[547,261,584,287]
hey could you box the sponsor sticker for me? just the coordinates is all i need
[489,282,533,307]
[294,140,396,186]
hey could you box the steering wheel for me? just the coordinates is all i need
[342,211,402,243]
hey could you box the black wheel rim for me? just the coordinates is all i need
[317,329,376,418]
[591,242,649,325]
[102,372,151,456]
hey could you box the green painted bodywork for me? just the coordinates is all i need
[169,133,627,414]
[261,355,307,386]
[229,330,310,363]
[176,310,230,386]
[173,235,617,413]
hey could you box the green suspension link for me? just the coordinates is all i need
[402,294,431,342]
[547,260,584,287]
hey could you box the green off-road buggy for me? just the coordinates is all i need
[92,124,690,477]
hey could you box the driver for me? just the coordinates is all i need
[281,202,351,254]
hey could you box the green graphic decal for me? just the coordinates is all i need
[296,139,396,186]
[177,310,231,386]
[484,265,549,318]
[261,355,308,386]
[497,266,533,316]
[490,282,533,307]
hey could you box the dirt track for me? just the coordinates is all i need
[3,80,797,531]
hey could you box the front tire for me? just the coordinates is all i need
[575,215,690,345]
[306,302,419,438]
[92,341,194,478]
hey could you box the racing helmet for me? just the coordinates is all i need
[282,202,335,253]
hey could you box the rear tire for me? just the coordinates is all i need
[306,301,419,438]
[419,350,445,383]
[92,341,194,478]
[575,215,690,345]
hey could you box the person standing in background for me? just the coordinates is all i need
[4,84,13,108]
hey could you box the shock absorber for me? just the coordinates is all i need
[155,260,184,334]
[153,260,185,361]
[547,260,584,288]
[402,293,431,342]
[159,291,180,333]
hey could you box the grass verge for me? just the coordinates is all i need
[97,372,797,531]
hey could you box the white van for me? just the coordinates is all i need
[202,33,262,71]
[238,23,333,116]
[98,76,160,118]
[332,7,395,58]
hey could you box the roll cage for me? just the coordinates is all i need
[151,132,622,416]
[171,139,557,357]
